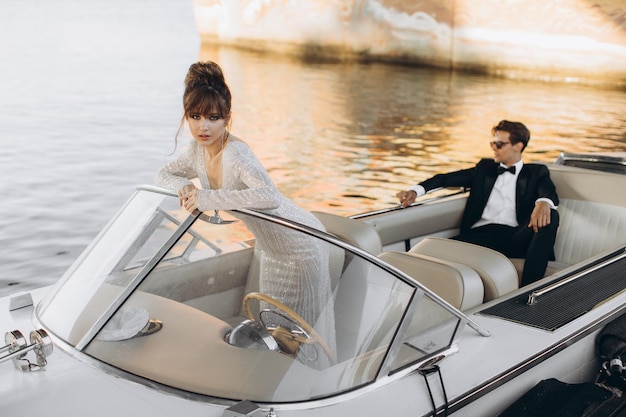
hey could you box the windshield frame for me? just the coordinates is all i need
[35,185,488,401]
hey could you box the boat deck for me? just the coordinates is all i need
[480,249,626,331]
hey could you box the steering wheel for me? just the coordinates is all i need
[243,292,335,362]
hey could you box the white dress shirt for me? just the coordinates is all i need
[472,160,524,228]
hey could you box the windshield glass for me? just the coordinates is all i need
[37,189,188,345]
[37,188,465,402]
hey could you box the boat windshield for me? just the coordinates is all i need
[37,187,466,402]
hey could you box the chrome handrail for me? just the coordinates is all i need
[349,188,468,219]
[555,152,626,167]
[527,248,626,305]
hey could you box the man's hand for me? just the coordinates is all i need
[529,201,552,232]
[396,190,417,208]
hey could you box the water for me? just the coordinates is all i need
[1,0,625,297]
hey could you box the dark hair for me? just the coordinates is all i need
[491,120,530,151]
[174,61,232,148]
[183,61,232,120]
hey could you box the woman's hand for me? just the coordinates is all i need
[178,185,199,212]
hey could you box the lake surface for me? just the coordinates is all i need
[1,0,625,296]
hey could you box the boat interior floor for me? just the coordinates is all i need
[479,249,626,331]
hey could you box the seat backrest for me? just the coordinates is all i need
[379,251,484,311]
[554,199,626,265]
[548,164,626,265]
[409,237,518,301]
[312,211,383,255]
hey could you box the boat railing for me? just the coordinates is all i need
[527,247,626,305]
[554,152,626,175]
[350,188,468,219]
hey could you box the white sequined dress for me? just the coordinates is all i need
[155,139,336,362]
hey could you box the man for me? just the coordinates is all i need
[397,120,559,286]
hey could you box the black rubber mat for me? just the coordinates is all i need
[480,251,626,331]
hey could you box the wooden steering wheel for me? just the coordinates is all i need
[243,292,335,362]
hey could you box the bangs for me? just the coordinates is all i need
[184,86,229,118]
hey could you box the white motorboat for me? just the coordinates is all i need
[1,152,625,416]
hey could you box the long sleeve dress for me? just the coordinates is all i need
[155,139,336,362]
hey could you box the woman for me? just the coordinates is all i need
[155,61,336,363]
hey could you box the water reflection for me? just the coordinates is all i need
[199,44,626,215]
[1,32,625,296]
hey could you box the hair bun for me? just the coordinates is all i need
[185,61,226,90]
[182,61,232,119]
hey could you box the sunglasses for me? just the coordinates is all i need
[490,140,512,149]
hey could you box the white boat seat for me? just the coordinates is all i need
[312,211,383,255]
[508,165,626,281]
[379,251,484,311]
[508,197,626,281]
[409,237,518,301]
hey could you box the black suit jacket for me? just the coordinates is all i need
[419,159,559,234]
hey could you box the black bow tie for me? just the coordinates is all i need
[498,165,516,175]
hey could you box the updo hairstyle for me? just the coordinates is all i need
[182,61,232,122]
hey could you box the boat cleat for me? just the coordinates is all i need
[1,328,53,371]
